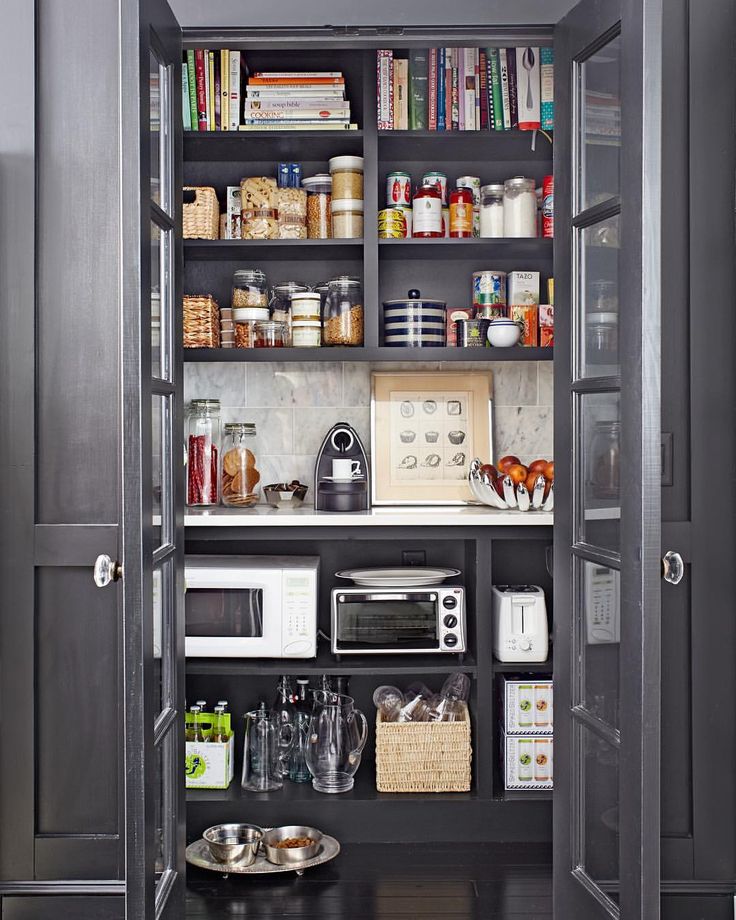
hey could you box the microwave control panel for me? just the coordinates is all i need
[283,572,318,657]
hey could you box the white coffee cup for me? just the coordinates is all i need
[332,458,361,480]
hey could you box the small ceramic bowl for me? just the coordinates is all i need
[487,320,522,348]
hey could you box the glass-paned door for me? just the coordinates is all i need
[121,0,183,917]
[554,0,662,917]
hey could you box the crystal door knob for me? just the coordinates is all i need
[94,554,122,587]
[662,550,684,585]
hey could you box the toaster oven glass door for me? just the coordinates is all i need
[336,593,440,650]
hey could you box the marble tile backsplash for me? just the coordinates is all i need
[184,361,554,489]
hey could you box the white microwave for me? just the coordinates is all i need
[184,556,319,658]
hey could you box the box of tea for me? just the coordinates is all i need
[185,710,235,789]
[501,678,553,734]
[503,733,554,790]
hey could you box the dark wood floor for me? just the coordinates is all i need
[185,843,553,918]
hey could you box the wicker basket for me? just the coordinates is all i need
[183,186,220,239]
[183,294,220,348]
[375,702,472,793]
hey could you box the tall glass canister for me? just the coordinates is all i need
[186,399,221,507]
[221,422,260,508]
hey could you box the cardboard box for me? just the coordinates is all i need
[226,186,242,240]
[507,270,540,306]
[185,711,235,789]
[539,304,554,348]
[540,326,554,348]
[510,304,538,346]
[446,307,474,346]
[501,678,553,734]
[503,733,554,790]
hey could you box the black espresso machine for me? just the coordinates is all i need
[314,423,370,512]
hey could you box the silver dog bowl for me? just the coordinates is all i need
[261,825,323,865]
[203,823,263,866]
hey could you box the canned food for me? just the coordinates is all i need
[422,171,448,205]
[456,318,491,347]
[475,304,507,320]
[379,226,406,239]
[542,174,554,238]
[378,207,409,238]
[473,270,507,305]
[386,172,412,208]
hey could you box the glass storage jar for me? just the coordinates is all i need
[254,320,287,348]
[221,422,260,508]
[449,187,474,238]
[479,183,505,237]
[290,291,322,321]
[589,419,620,500]
[292,320,322,348]
[323,278,363,346]
[276,186,307,239]
[412,182,443,238]
[331,199,364,239]
[302,175,332,239]
[329,155,364,200]
[269,281,309,342]
[585,280,619,365]
[240,176,278,239]
[187,399,221,507]
[233,307,270,348]
[232,269,268,309]
[503,177,537,237]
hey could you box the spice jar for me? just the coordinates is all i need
[240,176,278,239]
[589,420,620,500]
[232,269,268,309]
[187,399,221,507]
[331,199,364,239]
[323,278,363,346]
[503,177,537,237]
[449,187,474,238]
[412,182,443,238]
[277,186,307,239]
[302,175,332,239]
[254,320,287,348]
[233,307,269,348]
[221,423,260,508]
[269,282,308,343]
[480,184,505,238]
[329,155,364,200]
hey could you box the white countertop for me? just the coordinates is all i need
[185,504,553,527]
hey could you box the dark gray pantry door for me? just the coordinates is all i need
[553,0,664,918]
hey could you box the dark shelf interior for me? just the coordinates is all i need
[492,657,554,674]
[378,237,553,259]
[184,238,363,261]
[183,346,552,362]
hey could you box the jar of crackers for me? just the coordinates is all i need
[240,176,278,239]
[221,423,261,508]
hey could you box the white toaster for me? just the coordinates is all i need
[492,585,549,662]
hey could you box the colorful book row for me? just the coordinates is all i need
[181,49,246,131]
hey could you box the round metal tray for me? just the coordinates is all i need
[186,833,340,877]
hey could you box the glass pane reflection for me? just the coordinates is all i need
[577,724,619,897]
[579,559,620,729]
[578,34,621,212]
[578,392,620,553]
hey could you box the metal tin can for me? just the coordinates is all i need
[456,176,481,236]
[542,174,554,238]
[475,303,507,320]
[473,270,507,305]
[422,171,448,205]
[378,207,409,238]
[456,318,491,347]
[386,171,412,208]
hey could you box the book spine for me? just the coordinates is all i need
[377,50,393,129]
[516,47,541,130]
[246,87,346,97]
[229,51,240,129]
[242,117,351,125]
[245,100,351,112]
[182,62,192,131]
[248,76,345,85]
[243,110,350,120]
[464,47,475,131]
[396,59,409,129]
[186,50,198,131]
[194,50,208,131]
[251,71,343,78]
[392,58,400,129]
[507,48,518,128]
[239,122,357,131]
[428,48,438,131]
[451,50,459,130]
[499,49,511,130]
[206,51,214,130]
[220,50,229,131]
[409,49,428,130]
[437,48,446,131]
[540,46,554,131]
[479,50,488,130]
[445,48,453,131]
[485,50,495,131]
[474,47,480,130]
[214,52,221,130]
[489,49,504,131]
[457,48,464,131]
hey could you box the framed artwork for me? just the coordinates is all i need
[371,371,494,505]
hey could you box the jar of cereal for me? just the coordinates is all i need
[232,269,268,309]
[302,175,332,239]
[323,278,363,346]
[329,155,364,200]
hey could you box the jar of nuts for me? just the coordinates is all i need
[323,278,364,346]
[240,176,278,239]
[232,269,268,309]
[277,186,307,239]
[221,423,260,508]
[302,174,332,239]
[329,155,364,200]
[233,307,270,348]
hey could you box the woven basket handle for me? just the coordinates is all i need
[347,709,368,766]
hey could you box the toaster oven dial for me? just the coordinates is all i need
[443,634,458,648]
[518,638,532,651]
[443,613,458,629]
[442,595,458,609]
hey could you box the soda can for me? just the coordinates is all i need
[386,171,412,208]
[473,270,507,305]
[277,163,290,188]
[289,163,302,189]
[457,176,481,236]
[542,174,554,238]
[422,171,448,205]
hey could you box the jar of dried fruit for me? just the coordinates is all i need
[323,278,363,346]
[187,399,221,507]
[221,423,261,508]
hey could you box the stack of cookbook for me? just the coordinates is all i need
[240,71,358,131]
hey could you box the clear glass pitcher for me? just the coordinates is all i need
[305,692,368,794]
[241,707,294,793]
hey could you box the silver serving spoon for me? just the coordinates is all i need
[522,47,535,111]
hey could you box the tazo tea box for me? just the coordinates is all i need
[501,677,553,734]
[185,711,235,789]
[510,304,539,346]
[226,186,242,240]
[507,270,540,306]
[503,732,554,790]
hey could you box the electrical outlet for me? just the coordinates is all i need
[402,550,426,566]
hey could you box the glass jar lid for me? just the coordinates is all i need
[328,277,362,290]
[272,281,309,296]
[190,398,220,411]
[481,183,505,196]
[233,269,267,285]
[504,176,535,191]
[302,174,332,191]
[329,155,364,172]
[224,422,256,435]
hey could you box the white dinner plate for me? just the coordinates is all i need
[334,566,461,587]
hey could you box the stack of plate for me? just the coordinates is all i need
[383,291,447,347]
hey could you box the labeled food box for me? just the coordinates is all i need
[226,186,242,240]
[500,678,553,734]
[446,307,474,346]
[539,304,554,348]
[185,711,235,789]
[503,732,554,790]
[510,304,539,346]
[507,270,540,306]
